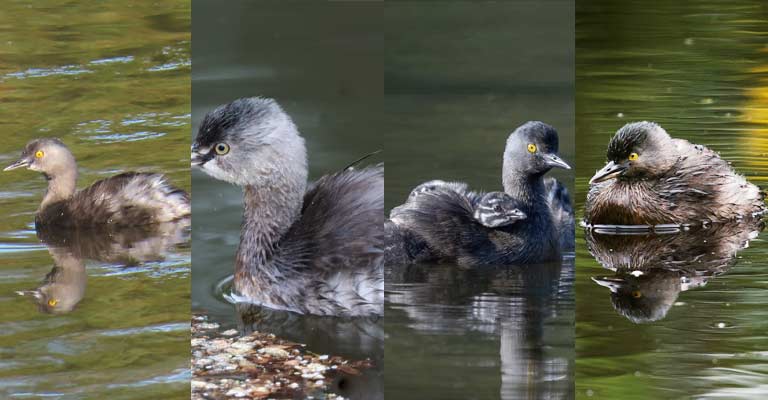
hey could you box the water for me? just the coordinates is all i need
[0,1,191,398]
[191,1,384,398]
[384,2,575,399]
[576,1,768,398]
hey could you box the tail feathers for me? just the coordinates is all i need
[75,172,190,225]
[394,189,479,258]
[119,174,191,222]
[282,165,384,272]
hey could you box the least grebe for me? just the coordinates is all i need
[192,97,383,317]
[4,138,190,227]
[17,246,85,314]
[18,220,189,314]
[472,192,528,228]
[386,121,572,265]
[586,219,763,323]
[585,121,767,225]
[391,189,529,264]
[394,180,525,227]
[407,179,469,201]
[385,182,526,265]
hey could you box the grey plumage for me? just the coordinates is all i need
[388,189,533,265]
[4,138,190,228]
[385,121,573,266]
[585,121,767,225]
[407,179,470,201]
[193,97,383,317]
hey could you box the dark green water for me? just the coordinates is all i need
[384,2,575,399]
[576,1,768,398]
[0,1,191,398]
[191,1,384,398]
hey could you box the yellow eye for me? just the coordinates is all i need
[214,143,230,155]
[628,152,639,161]
[35,150,44,158]
[47,299,58,306]
[631,290,642,299]
[527,144,537,153]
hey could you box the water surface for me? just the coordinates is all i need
[0,1,190,398]
[576,1,768,398]
[384,2,575,399]
[191,2,384,398]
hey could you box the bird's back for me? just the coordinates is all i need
[391,189,546,265]
[586,139,765,225]
[266,165,385,316]
[39,172,190,227]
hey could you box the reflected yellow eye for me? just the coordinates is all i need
[631,290,642,299]
[47,299,58,306]
[35,150,44,158]
[214,143,230,155]
[527,144,537,153]
[628,152,639,161]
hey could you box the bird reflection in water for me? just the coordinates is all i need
[586,220,764,323]
[387,260,574,399]
[16,219,190,314]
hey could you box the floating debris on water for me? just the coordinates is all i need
[191,314,372,399]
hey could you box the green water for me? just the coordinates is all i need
[384,2,575,399]
[576,1,768,398]
[0,1,191,398]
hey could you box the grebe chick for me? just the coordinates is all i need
[389,189,527,265]
[4,138,189,227]
[393,180,522,228]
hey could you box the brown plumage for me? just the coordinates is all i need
[585,122,766,225]
[587,219,764,323]
[4,138,190,228]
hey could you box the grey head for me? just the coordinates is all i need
[502,121,571,179]
[473,192,527,228]
[590,121,676,184]
[191,97,308,188]
[16,247,86,315]
[407,179,469,202]
[592,269,680,324]
[4,138,77,180]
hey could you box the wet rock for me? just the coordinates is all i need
[260,346,289,359]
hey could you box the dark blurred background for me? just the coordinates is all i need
[191,1,384,398]
[383,2,575,399]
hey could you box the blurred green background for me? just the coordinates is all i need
[0,1,190,398]
[576,1,768,399]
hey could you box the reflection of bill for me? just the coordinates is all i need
[586,220,763,323]
[16,219,189,314]
[17,246,86,314]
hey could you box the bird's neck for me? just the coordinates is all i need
[236,179,306,273]
[40,168,78,211]
[503,173,545,209]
